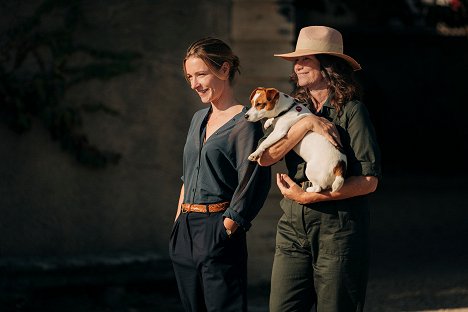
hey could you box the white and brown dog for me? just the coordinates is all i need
[245,87,347,193]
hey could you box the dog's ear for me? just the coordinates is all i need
[265,88,279,102]
[249,87,263,102]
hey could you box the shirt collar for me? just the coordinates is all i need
[322,95,333,109]
[314,94,333,117]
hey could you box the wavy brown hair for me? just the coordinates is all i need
[183,37,240,85]
[290,54,362,116]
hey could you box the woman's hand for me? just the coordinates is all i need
[301,115,342,148]
[277,173,379,206]
[276,173,309,205]
[223,217,238,235]
[258,115,342,167]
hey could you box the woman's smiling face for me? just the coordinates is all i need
[184,56,227,104]
[293,55,324,88]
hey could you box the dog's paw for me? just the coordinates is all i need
[248,151,262,161]
[264,118,274,129]
[306,185,322,193]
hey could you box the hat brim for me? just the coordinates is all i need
[274,50,362,71]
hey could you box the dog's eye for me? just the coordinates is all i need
[255,102,266,109]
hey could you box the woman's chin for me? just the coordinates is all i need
[199,97,212,104]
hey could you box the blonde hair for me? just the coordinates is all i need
[183,37,240,84]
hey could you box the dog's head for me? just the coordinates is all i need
[244,87,293,122]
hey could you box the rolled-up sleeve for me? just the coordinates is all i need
[346,101,382,178]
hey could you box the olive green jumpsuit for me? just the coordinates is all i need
[269,98,381,312]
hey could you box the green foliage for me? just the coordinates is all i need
[0,0,141,167]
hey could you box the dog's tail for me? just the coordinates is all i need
[331,160,346,193]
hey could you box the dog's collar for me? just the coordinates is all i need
[276,101,298,117]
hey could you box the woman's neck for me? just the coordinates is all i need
[210,87,241,114]
[308,87,329,113]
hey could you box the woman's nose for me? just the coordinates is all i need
[190,79,198,89]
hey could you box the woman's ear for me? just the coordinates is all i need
[220,62,230,80]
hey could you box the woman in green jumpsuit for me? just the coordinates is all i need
[258,26,382,312]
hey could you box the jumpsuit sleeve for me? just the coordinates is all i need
[345,101,382,178]
[222,120,271,231]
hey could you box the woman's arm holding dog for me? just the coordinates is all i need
[257,115,341,166]
[276,173,378,204]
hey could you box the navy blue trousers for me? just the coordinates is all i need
[169,211,248,312]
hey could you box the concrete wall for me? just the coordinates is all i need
[0,0,296,285]
[0,0,232,256]
[232,0,294,97]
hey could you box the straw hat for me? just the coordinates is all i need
[274,26,361,71]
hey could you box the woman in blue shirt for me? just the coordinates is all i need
[169,37,271,312]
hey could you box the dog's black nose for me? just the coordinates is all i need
[244,114,249,119]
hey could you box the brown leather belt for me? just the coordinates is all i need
[181,202,230,213]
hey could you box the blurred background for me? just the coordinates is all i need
[1,0,467,311]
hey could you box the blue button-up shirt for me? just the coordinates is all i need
[182,106,271,231]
